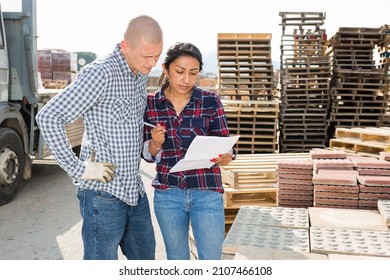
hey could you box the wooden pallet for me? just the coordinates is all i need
[335,127,390,145]
[329,138,390,157]
[223,186,277,209]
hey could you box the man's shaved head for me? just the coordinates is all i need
[125,15,163,47]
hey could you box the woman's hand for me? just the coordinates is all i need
[210,152,234,166]
[150,124,166,152]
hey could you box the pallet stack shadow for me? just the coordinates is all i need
[217,33,279,154]
[377,25,390,126]
[278,12,331,153]
[326,27,388,137]
[221,152,311,234]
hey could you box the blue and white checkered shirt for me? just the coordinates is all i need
[36,44,148,205]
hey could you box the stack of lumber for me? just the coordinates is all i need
[217,33,275,101]
[278,12,330,153]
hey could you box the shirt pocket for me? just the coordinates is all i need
[110,97,133,123]
[181,117,210,147]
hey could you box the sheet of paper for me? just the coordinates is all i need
[169,135,240,173]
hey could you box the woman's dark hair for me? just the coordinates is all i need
[158,42,203,86]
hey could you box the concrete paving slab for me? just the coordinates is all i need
[222,223,309,255]
[234,205,309,229]
[310,227,390,257]
[233,245,328,260]
[328,254,390,260]
[308,207,388,230]
[378,200,390,227]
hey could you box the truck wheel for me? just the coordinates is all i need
[0,128,25,206]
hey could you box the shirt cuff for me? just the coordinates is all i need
[143,140,162,163]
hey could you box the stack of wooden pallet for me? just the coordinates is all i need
[377,25,390,126]
[327,27,388,136]
[278,12,331,153]
[221,152,311,234]
[222,99,279,153]
[217,33,274,101]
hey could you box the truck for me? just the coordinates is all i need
[0,0,83,205]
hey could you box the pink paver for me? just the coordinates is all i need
[348,156,390,169]
[310,148,347,159]
[276,168,313,175]
[314,191,359,199]
[359,193,390,200]
[277,198,313,207]
[357,175,390,186]
[357,168,390,176]
[314,197,359,207]
[358,199,378,209]
[278,194,313,201]
[277,173,313,180]
[312,170,358,186]
[314,204,359,209]
[359,184,390,193]
[277,183,314,191]
[277,159,313,169]
[278,178,313,185]
[314,184,359,193]
[278,188,313,196]
[312,159,355,169]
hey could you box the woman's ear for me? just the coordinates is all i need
[162,63,168,77]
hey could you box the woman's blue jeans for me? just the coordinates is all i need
[153,188,225,260]
[77,188,156,260]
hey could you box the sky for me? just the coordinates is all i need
[2,0,390,65]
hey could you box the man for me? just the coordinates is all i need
[36,15,163,260]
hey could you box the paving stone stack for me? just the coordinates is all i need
[276,158,314,208]
[327,27,388,137]
[278,12,331,153]
[348,155,390,209]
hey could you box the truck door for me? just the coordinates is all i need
[0,4,9,102]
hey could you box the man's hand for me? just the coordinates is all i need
[81,151,116,183]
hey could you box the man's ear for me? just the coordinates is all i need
[120,40,129,52]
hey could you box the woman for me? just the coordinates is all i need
[142,42,235,260]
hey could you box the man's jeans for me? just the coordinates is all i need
[77,188,156,260]
[154,188,225,260]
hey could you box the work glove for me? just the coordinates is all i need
[81,151,116,183]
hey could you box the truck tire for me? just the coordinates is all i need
[0,128,25,206]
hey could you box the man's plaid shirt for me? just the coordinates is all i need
[143,84,230,193]
[36,45,148,205]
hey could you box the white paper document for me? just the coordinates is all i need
[169,135,240,173]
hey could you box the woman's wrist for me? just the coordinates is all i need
[150,140,162,151]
